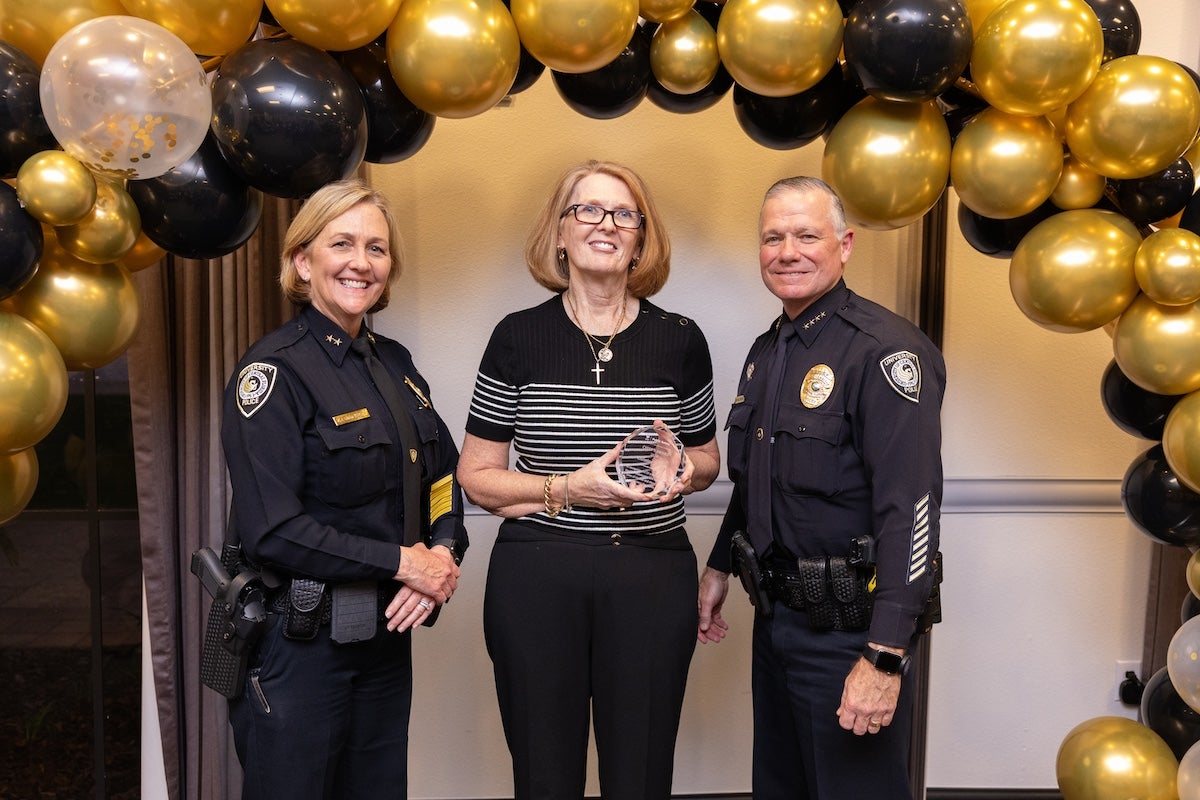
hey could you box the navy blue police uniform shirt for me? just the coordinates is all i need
[710,280,945,649]
[221,303,468,583]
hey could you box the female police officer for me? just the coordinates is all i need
[221,178,467,799]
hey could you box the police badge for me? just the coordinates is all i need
[879,351,921,402]
[801,364,835,408]
[237,362,278,418]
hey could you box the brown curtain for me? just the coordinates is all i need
[1144,543,1192,679]
[128,196,299,800]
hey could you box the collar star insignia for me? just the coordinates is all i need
[803,310,827,330]
[325,334,343,347]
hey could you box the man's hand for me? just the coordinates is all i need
[836,646,903,735]
[697,567,730,643]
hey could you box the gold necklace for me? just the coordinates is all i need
[566,292,626,382]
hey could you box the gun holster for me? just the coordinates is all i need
[194,545,269,700]
[730,531,773,617]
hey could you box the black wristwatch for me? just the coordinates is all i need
[862,645,909,675]
[431,539,463,565]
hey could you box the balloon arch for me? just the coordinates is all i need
[3,0,1200,795]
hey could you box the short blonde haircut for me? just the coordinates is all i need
[279,178,405,313]
[525,160,671,298]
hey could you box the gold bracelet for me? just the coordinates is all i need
[563,474,572,513]
[544,473,563,517]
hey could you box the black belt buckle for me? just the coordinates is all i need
[331,582,379,643]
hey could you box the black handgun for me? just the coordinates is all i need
[191,546,269,699]
[731,531,773,617]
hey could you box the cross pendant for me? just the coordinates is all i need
[591,361,604,384]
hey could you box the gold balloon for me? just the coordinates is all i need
[1113,295,1200,395]
[971,0,1103,117]
[650,11,719,96]
[16,151,97,226]
[511,0,639,73]
[1188,549,1200,599]
[0,447,38,525]
[1009,209,1141,332]
[1067,55,1200,181]
[54,179,141,265]
[640,0,692,23]
[716,0,842,98]
[121,0,262,56]
[266,0,400,52]
[117,230,167,273]
[822,98,951,230]
[1056,716,1178,800]
[387,0,521,118]
[0,310,68,455]
[1051,154,1107,210]
[1135,228,1200,306]
[0,0,125,65]
[6,240,140,371]
[1165,392,1200,494]
[951,108,1064,220]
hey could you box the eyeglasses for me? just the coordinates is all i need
[560,204,645,230]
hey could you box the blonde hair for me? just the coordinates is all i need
[524,160,671,298]
[279,178,405,313]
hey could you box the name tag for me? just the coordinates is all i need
[332,408,371,426]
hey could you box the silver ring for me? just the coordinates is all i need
[418,600,432,610]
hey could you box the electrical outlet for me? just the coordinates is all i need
[1114,659,1141,703]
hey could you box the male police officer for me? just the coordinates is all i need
[697,176,945,799]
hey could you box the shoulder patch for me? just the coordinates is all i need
[879,350,921,403]
[237,362,279,419]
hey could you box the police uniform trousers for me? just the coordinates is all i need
[229,614,414,800]
[483,523,698,800]
[751,603,914,800]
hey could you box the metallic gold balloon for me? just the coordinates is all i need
[121,0,262,56]
[1051,154,1107,210]
[650,11,719,96]
[16,150,97,226]
[117,230,167,273]
[1056,716,1178,800]
[387,0,521,118]
[1067,55,1200,181]
[0,447,37,525]
[1134,229,1200,307]
[267,0,401,52]
[716,0,842,98]
[951,108,1064,220]
[1010,209,1141,332]
[1188,549,1200,599]
[511,0,639,73]
[1114,294,1200,396]
[822,98,951,230]
[971,0,1103,116]
[1165,392,1200,495]
[7,239,140,370]
[0,310,68,455]
[0,0,125,65]
[55,179,141,265]
[640,0,692,23]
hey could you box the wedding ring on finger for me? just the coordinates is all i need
[418,600,432,610]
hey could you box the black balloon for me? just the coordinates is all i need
[1140,666,1200,760]
[647,63,733,114]
[1082,0,1141,62]
[501,0,546,94]
[843,0,973,102]
[734,66,847,150]
[335,38,435,165]
[210,38,368,199]
[127,134,264,260]
[957,201,1058,259]
[822,62,868,140]
[1101,359,1183,440]
[1122,445,1200,547]
[1115,158,1194,226]
[0,181,42,300]
[1185,591,1200,625]
[552,25,651,120]
[0,42,58,179]
[1179,188,1200,237]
